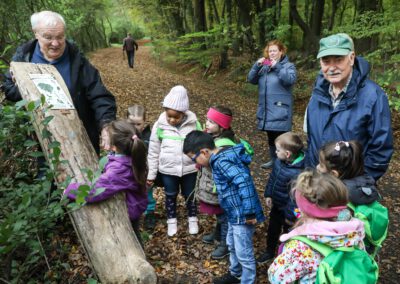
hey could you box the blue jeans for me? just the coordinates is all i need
[226,223,256,283]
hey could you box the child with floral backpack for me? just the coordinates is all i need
[268,170,371,283]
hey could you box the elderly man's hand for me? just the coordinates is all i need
[100,127,111,151]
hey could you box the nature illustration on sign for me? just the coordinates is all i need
[29,73,74,110]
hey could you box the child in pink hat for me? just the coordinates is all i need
[147,85,200,237]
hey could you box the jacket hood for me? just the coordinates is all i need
[342,175,379,205]
[314,56,370,101]
[280,218,365,249]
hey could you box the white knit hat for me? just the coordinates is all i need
[162,85,189,112]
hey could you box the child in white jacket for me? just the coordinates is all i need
[147,85,199,237]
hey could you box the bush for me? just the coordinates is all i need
[0,100,70,282]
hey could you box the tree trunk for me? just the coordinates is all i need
[328,0,341,31]
[252,0,268,50]
[289,0,318,54]
[310,0,325,37]
[193,0,207,32]
[11,62,157,284]
[355,0,380,53]
[236,0,255,54]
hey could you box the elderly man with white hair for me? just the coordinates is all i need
[305,33,393,181]
[2,11,116,154]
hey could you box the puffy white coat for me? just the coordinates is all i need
[147,111,198,180]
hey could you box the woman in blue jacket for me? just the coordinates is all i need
[247,40,297,168]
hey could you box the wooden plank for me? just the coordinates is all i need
[11,62,157,283]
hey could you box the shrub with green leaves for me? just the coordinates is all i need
[0,99,70,282]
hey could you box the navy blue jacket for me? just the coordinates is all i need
[265,154,305,219]
[2,40,117,154]
[247,55,297,132]
[210,144,265,225]
[306,57,393,181]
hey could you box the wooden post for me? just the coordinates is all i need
[11,62,157,284]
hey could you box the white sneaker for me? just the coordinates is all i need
[188,217,199,235]
[167,218,177,237]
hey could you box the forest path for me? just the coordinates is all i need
[89,44,399,283]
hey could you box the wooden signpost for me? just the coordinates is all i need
[11,62,157,283]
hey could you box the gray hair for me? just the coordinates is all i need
[31,11,66,31]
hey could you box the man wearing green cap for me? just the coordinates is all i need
[305,33,393,181]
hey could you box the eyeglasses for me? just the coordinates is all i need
[191,151,201,162]
[37,32,65,42]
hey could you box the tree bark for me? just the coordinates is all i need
[289,0,318,54]
[355,0,380,53]
[328,0,341,31]
[236,0,255,54]
[11,62,157,284]
[193,0,207,32]
[310,0,325,37]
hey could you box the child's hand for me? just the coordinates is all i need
[245,218,257,225]
[265,197,272,207]
[146,180,154,186]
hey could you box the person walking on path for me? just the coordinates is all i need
[123,33,139,68]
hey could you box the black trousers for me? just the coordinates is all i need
[126,50,135,68]
[266,204,290,254]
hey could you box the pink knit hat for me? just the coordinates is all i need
[162,85,189,112]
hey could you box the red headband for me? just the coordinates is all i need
[295,190,347,219]
[207,108,232,129]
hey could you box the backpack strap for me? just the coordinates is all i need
[292,236,355,256]
[291,236,334,257]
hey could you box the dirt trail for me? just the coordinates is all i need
[90,45,400,283]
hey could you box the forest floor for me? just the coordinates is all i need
[69,42,400,283]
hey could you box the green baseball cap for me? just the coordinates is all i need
[317,33,354,59]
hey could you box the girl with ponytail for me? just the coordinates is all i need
[65,119,148,246]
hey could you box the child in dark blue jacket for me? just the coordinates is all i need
[257,132,305,264]
[184,131,265,284]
